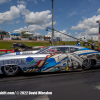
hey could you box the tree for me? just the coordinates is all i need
[88,39,92,42]
[21,31,29,38]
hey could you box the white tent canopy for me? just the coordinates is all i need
[23,32,33,35]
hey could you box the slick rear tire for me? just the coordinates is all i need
[82,59,94,70]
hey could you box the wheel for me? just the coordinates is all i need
[3,65,20,76]
[82,59,93,70]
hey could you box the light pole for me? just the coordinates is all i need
[51,0,54,46]
[96,21,100,42]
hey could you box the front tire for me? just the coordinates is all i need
[3,65,20,76]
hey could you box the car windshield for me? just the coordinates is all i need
[36,47,50,54]
[36,46,87,54]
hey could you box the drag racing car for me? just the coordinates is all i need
[12,42,45,52]
[0,45,100,76]
[0,43,45,56]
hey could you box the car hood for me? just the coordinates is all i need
[0,50,39,56]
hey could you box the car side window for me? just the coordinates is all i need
[57,47,69,53]
[75,48,78,51]
[70,47,78,53]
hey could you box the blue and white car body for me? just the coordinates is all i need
[0,45,100,76]
[35,50,100,72]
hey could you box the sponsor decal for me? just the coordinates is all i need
[0,59,25,65]
[7,51,12,53]
[26,57,35,65]
[0,50,14,55]
[0,51,6,55]
[16,52,20,55]
[22,51,33,54]
[23,66,39,73]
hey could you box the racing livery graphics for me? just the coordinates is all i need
[23,50,100,73]
[0,45,100,76]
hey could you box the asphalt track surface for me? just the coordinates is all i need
[1,68,100,100]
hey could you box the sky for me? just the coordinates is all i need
[0,0,100,41]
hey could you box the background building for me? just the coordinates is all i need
[80,36,87,42]
[91,36,98,42]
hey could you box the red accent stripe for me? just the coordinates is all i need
[44,55,50,61]
[99,33,100,35]
[36,60,42,66]
[36,60,45,67]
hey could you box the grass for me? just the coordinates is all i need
[0,40,99,49]
[0,40,50,49]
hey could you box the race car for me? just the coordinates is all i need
[0,45,100,76]
[0,43,45,55]
[12,42,45,52]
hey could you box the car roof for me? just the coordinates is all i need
[36,45,87,54]
[48,45,85,48]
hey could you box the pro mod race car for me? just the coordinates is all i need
[0,43,45,55]
[0,45,100,76]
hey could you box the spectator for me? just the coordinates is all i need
[1,34,3,40]
[98,42,100,51]
[63,43,65,45]
[91,41,95,50]
[14,48,20,52]
[76,41,81,46]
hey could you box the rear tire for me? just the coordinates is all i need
[82,59,94,70]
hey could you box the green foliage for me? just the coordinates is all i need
[21,31,30,38]
[88,39,92,42]
[21,31,28,34]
